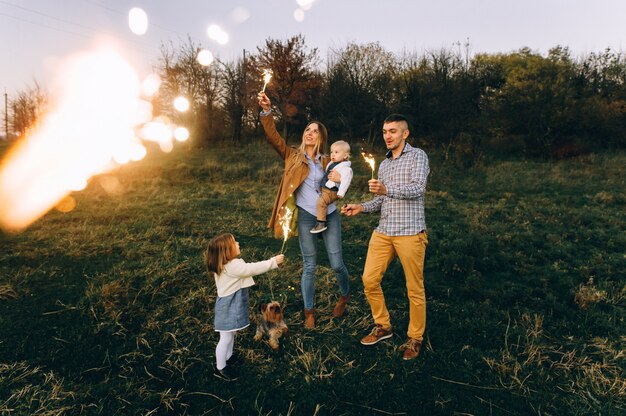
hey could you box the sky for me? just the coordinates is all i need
[1,0,626,96]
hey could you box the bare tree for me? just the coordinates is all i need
[253,34,322,140]
[157,37,222,145]
[10,81,47,138]
[219,52,258,142]
[322,42,397,142]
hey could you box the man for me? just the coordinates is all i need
[341,114,429,360]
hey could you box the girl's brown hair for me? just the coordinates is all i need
[298,120,328,156]
[205,233,238,276]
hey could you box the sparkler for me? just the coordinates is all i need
[261,69,273,93]
[361,152,376,180]
[0,48,187,232]
[279,205,293,254]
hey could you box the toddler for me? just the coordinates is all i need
[311,140,353,233]
[205,233,284,381]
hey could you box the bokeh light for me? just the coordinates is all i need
[55,195,76,213]
[128,8,148,35]
[174,96,190,112]
[296,0,315,10]
[294,9,305,22]
[141,73,161,97]
[174,127,190,142]
[197,49,214,66]
[231,7,250,23]
[207,24,229,45]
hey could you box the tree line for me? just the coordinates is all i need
[6,35,626,162]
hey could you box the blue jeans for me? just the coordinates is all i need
[297,208,350,309]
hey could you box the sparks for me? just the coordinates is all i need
[361,152,376,180]
[279,205,293,254]
[261,69,273,93]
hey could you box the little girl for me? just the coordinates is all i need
[205,233,285,381]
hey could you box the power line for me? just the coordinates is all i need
[0,0,111,36]
[80,0,185,37]
[0,0,161,54]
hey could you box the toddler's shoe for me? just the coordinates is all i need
[310,222,327,234]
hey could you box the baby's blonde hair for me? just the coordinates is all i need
[331,140,351,160]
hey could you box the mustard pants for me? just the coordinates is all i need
[362,231,428,340]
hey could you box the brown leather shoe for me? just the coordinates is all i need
[304,309,316,329]
[401,338,422,360]
[332,294,350,317]
[360,324,393,345]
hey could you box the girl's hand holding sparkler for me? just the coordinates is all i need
[274,254,285,266]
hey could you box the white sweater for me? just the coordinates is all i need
[214,257,278,298]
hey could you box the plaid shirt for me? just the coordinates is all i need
[361,143,429,236]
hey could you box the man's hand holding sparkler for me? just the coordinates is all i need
[368,179,387,195]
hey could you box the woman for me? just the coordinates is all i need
[258,92,350,328]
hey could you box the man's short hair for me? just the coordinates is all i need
[384,114,410,130]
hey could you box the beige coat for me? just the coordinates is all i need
[261,114,330,238]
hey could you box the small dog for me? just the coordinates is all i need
[254,301,288,350]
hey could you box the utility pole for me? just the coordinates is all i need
[4,88,7,140]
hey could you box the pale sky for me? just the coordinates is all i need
[1,0,626,96]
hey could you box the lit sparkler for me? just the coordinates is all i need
[279,205,293,254]
[261,69,273,93]
[0,48,187,232]
[361,152,376,180]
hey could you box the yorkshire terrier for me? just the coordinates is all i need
[254,301,288,350]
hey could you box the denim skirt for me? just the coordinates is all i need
[214,287,250,332]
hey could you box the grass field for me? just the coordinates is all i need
[0,140,624,415]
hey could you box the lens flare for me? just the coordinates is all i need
[0,48,184,232]
[197,49,214,66]
[128,8,148,35]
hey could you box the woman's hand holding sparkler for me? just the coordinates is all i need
[258,92,271,112]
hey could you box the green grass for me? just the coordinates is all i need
[0,141,624,415]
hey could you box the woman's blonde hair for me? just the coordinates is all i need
[298,120,328,156]
[205,233,238,276]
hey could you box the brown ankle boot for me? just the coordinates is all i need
[304,309,316,329]
[332,294,350,317]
